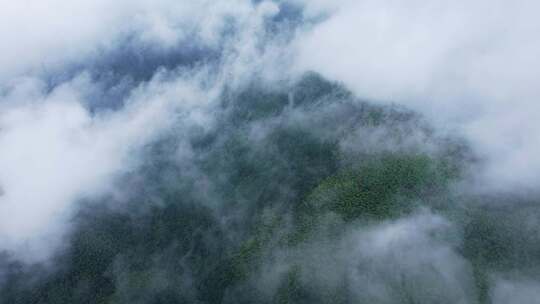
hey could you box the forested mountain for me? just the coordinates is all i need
[2,73,536,304]
[2,1,540,303]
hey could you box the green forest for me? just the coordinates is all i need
[2,73,535,304]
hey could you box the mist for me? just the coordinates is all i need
[1,1,539,303]
[293,0,540,192]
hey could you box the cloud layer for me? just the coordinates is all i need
[0,0,288,260]
[294,0,540,192]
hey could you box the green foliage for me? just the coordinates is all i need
[292,154,454,241]
[225,85,290,125]
[231,213,283,281]
[0,73,471,304]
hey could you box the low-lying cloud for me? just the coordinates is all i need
[294,0,540,192]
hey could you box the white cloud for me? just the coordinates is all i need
[294,0,540,191]
[0,0,262,81]
[266,211,476,303]
[0,0,286,262]
[345,211,475,303]
[0,71,215,262]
